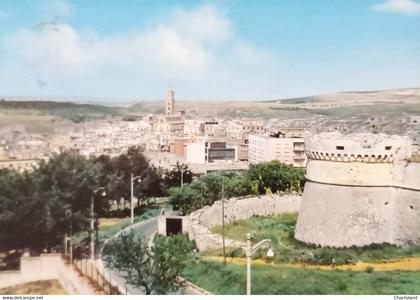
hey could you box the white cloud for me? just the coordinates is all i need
[373,0,420,16]
[1,4,278,99]
[171,5,233,45]
[10,23,91,71]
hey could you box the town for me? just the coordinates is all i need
[1,0,420,298]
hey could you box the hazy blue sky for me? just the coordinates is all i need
[0,0,419,101]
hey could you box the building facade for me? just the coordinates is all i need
[248,128,306,167]
[185,140,237,164]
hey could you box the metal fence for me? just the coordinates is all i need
[63,256,123,295]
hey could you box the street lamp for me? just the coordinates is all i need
[90,187,106,261]
[130,173,142,225]
[65,207,73,262]
[246,233,274,295]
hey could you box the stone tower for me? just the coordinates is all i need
[166,86,175,116]
[295,132,420,247]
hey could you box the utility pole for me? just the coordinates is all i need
[130,174,142,225]
[130,173,134,225]
[91,187,106,261]
[90,193,95,261]
[69,209,73,262]
[221,177,226,264]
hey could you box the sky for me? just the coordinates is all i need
[0,0,420,102]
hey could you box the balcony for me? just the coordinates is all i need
[293,155,306,160]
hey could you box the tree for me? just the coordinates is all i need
[101,147,165,208]
[0,169,35,251]
[247,161,305,194]
[103,231,195,295]
[168,183,205,216]
[31,151,110,251]
[137,166,165,206]
[163,162,193,189]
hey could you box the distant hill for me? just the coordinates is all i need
[265,88,420,104]
[0,99,130,124]
[128,102,164,114]
[0,99,114,111]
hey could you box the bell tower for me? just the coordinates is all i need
[166,86,175,116]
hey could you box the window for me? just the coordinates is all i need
[336,146,344,150]
[385,146,392,150]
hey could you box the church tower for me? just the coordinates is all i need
[166,86,175,116]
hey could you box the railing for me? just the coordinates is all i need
[63,256,123,295]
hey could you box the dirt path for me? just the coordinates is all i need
[205,256,420,271]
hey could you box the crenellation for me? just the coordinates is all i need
[295,132,420,247]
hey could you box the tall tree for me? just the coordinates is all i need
[168,183,205,216]
[247,161,305,194]
[163,162,193,189]
[32,151,109,251]
[0,169,34,251]
[108,146,164,207]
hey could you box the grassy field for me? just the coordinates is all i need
[211,214,420,265]
[0,280,67,295]
[182,260,420,295]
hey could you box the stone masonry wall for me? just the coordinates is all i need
[185,194,302,251]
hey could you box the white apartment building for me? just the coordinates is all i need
[248,130,306,167]
[185,141,237,164]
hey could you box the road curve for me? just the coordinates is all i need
[100,217,158,295]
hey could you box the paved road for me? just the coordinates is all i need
[99,217,200,295]
[100,217,158,295]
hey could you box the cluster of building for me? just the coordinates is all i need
[0,87,309,173]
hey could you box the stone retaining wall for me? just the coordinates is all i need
[185,194,302,251]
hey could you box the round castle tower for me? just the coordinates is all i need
[295,132,420,247]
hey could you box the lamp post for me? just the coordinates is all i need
[246,233,274,295]
[130,173,142,225]
[90,187,106,261]
[65,207,73,262]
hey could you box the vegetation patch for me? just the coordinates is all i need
[182,260,420,295]
[211,214,420,265]
[169,161,305,215]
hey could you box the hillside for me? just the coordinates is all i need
[0,99,126,122]
[0,99,137,133]
[2,87,420,137]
